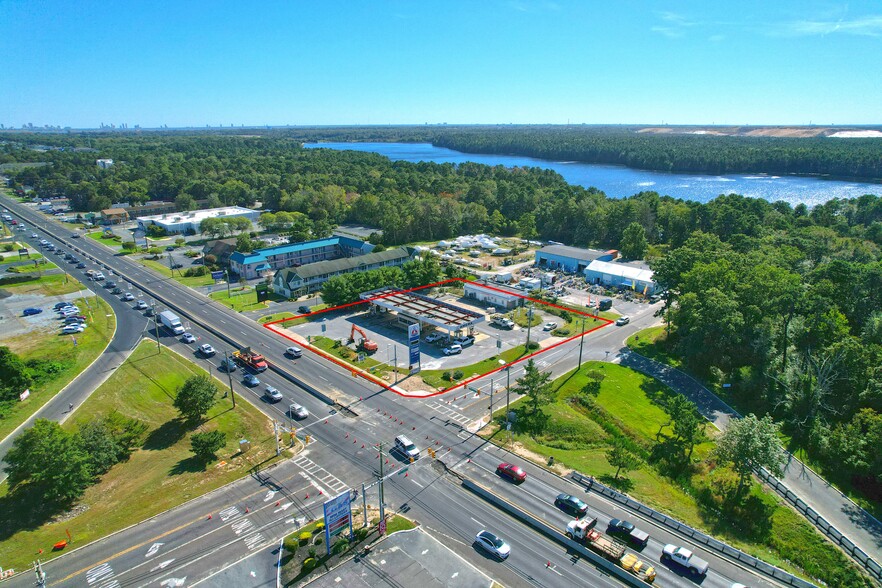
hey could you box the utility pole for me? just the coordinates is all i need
[167,251,174,274]
[273,420,280,456]
[525,304,534,349]
[578,315,586,370]
[377,442,386,533]
[225,269,231,298]
[152,300,161,352]
[393,346,398,384]
[489,378,494,422]
[223,350,236,408]
[361,483,368,528]
[505,366,511,422]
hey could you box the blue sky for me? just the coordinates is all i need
[1,0,880,128]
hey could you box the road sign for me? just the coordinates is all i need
[323,491,353,554]
[211,271,225,280]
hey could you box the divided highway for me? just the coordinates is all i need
[3,198,787,588]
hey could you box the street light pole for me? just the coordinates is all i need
[225,269,231,298]
[377,442,386,533]
[152,300,160,352]
[525,304,534,349]
[223,350,236,408]
[489,378,494,422]
[393,346,398,384]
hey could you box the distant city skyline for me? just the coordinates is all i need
[2,0,881,128]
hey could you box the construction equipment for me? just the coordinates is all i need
[232,347,268,372]
[349,324,378,353]
[566,520,656,583]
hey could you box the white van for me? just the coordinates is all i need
[395,435,420,461]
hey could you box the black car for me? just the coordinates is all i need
[105,281,117,288]
[166,246,175,251]
[298,305,312,314]
[76,262,86,269]
[111,287,123,295]
[554,493,589,517]
[607,518,650,547]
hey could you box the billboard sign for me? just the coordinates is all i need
[408,323,420,372]
[322,490,353,554]
[210,271,225,280]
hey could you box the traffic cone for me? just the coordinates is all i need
[319,490,323,495]
[306,492,310,499]
[345,433,349,438]
[405,472,408,477]
[276,501,280,506]
[361,444,365,448]
[245,507,250,514]
[207,513,212,520]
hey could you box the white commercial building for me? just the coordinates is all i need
[136,206,260,235]
[583,259,657,295]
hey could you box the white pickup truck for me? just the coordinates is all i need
[662,544,709,576]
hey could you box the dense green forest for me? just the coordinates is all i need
[3,131,882,502]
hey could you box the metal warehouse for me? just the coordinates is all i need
[584,259,657,295]
[535,245,615,274]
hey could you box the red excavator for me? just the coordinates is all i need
[349,324,379,353]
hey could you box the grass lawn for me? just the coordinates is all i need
[0,341,280,570]
[139,257,215,287]
[0,295,114,441]
[626,325,683,369]
[86,231,123,249]
[512,306,542,327]
[210,287,268,312]
[0,272,86,296]
[267,304,330,327]
[420,345,534,389]
[309,336,406,380]
[259,311,296,324]
[482,361,870,587]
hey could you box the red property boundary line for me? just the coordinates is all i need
[262,278,613,398]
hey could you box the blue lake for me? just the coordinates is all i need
[305,142,881,206]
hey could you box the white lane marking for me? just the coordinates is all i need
[244,533,266,550]
[263,490,276,502]
[411,480,423,488]
[470,517,484,527]
[150,559,175,572]
[219,506,240,521]
[86,563,114,584]
[274,502,292,513]
[159,578,187,587]
[145,542,163,557]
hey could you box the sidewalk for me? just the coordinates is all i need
[619,347,882,565]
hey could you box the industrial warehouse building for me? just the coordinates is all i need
[535,245,615,273]
[584,259,657,295]
[272,247,413,297]
[231,235,375,280]
[136,206,260,235]
[463,280,526,310]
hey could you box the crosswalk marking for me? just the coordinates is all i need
[425,400,472,425]
[292,455,348,494]
[244,533,266,550]
[219,506,241,522]
[86,563,119,587]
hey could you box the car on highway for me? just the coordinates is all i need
[661,544,709,576]
[199,344,216,357]
[62,324,85,334]
[607,518,650,547]
[555,493,590,517]
[442,343,463,356]
[111,287,123,295]
[424,332,445,343]
[32,233,39,239]
[105,280,117,288]
[93,272,105,281]
[285,346,303,358]
[496,462,527,483]
[71,233,80,238]
[219,357,237,372]
[289,402,309,419]
[243,373,260,387]
[615,316,630,326]
[474,530,511,560]
[264,385,283,402]
[543,321,558,331]
[181,332,196,344]
[122,292,135,301]
[135,300,148,310]
[76,262,86,269]
[23,307,43,316]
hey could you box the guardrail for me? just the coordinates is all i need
[755,467,882,583]
[571,472,820,588]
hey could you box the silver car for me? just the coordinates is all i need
[289,402,309,419]
[475,530,510,559]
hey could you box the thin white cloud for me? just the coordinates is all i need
[777,15,882,37]
[651,26,685,39]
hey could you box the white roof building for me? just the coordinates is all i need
[584,259,657,295]
[136,206,260,234]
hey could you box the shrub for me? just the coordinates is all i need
[0,255,4,262]
[283,536,299,554]
[3,243,14,252]
[314,521,325,532]
[307,546,317,559]
[453,369,464,380]
[552,328,571,337]
[175,237,185,246]
[354,527,369,541]
[314,536,323,545]
[301,558,317,573]
[147,247,163,254]
[298,531,311,544]
[184,249,198,257]
[184,266,208,277]
[526,341,540,350]
[332,537,349,554]
[442,371,452,381]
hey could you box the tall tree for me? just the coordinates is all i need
[190,430,227,462]
[606,439,641,480]
[173,375,219,423]
[620,222,648,260]
[511,359,554,415]
[714,414,787,498]
[0,346,32,402]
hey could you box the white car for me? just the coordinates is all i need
[443,344,463,356]
[62,324,85,334]
[135,300,148,310]
[181,332,196,344]
[122,292,135,301]
[32,233,39,239]
[264,386,283,402]
[424,332,445,344]
[475,530,511,560]
[60,307,81,316]
[615,316,630,326]
[543,322,558,331]
[199,344,216,356]
[285,346,303,358]
[289,402,309,419]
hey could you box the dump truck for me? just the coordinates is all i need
[233,347,268,372]
[158,310,185,335]
[566,520,656,583]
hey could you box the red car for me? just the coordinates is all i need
[496,462,527,483]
